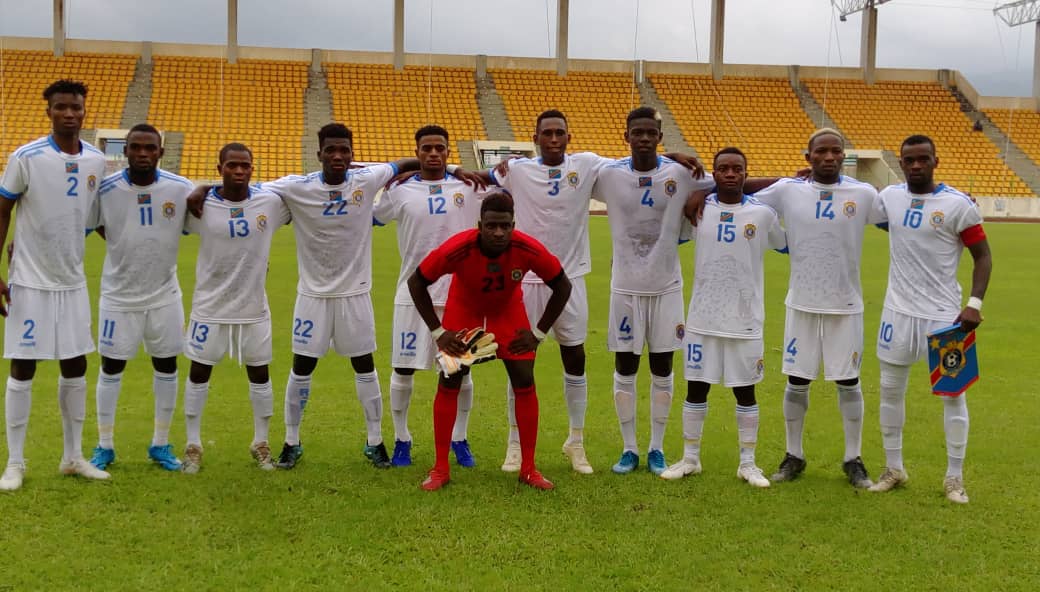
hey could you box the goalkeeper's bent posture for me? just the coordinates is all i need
[408,192,572,491]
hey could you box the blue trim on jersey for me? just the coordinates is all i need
[158,170,193,188]
[627,155,663,171]
[83,142,104,156]
[120,168,161,187]
[388,162,400,176]
[0,186,20,200]
[488,167,500,186]
[12,138,50,158]
[46,135,84,156]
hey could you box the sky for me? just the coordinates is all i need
[0,0,1033,96]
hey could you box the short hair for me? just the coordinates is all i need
[626,106,662,128]
[536,110,568,129]
[43,79,88,103]
[318,123,353,146]
[219,142,253,164]
[901,134,936,154]
[480,192,514,217]
[713,146,747,167]
[415,125,449,143]
[126,123,162,145]
[808,128,845,151]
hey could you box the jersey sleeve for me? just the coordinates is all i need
[863,187,885,225]
[372,186,399,224]
[184,207,202,235]
[417,235,458,283]
[275,197,292,227]
[954,198,984,234]
[360,163,397,191]
[766,211,787,250]
[750,179,786,213]
[871,189,891,225]
[577,152,615,177]
[487,162,513,191]
[87,190,103,230]
[258,175,292,197]
[0,153,27,200]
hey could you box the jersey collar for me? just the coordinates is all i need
[121,168,160,187]
[47,134,83,156]
[627,155,663,172]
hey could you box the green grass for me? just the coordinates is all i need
[1,218,1038,591]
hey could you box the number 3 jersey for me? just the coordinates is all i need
[873,183,985,321]
[686,195,786,339]
[0,135,106,290]
[373,174,484,306]
[184,187,291,323]
[92,168,193,311]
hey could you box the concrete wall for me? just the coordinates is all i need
[977,196,1040,218]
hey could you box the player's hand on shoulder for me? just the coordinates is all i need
[384,169,416,190]
[955,306,983,333]
[684,188,710,226]
[667,153,705,179]
[492,155,520,179]
[453,168,488,191]
[186,184,212,218]
[794,167,812,180]
[508,329,541,355]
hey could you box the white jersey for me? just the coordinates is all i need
[373,173,483,306]
[686,195,786,339]
[753,176,880,314]
[0,135,106,290]
[874,183,984,321]
[93,169,192,311]
[596,156,712,295]
[489,152,611,283]
[261,164,398,297]
[185,187,291,323]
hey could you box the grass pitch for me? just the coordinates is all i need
[0,218,1037,591]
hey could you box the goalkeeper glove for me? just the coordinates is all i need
[436,328,499,377]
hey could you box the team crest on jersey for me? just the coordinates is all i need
[429,185,443,195]
[453,192,465,208]
[842,201,857,217]
[548,169,562,180]
[675,324,685,340]
[755,359,765,376]
[911,198,925,210]
[664,179,677,197]
[351,189,364,204]
[743,223,757,239]
[720,211,734,223]
[567,171,579,187]
[638,176,652,187]
[162,201,176,219]
[230,207,244,219]
[137,193,152,205]
[328,190,343,201]
[256,214,268,231]
[511,269,523,281]
[929,210,945,228]
[87,175,96,191]
[819,190,833,201]
[487,262,500,273]
[65,162,79,174]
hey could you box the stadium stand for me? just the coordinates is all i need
[147,56,308,181]
[0,50,135,171]
[491,69,639,158]
[805,79,1031,196]
[985,108,1040,170]
[650,74,815,177]
[324,63,485,164]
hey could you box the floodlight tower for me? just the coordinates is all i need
[994,0,1040,105]
[832,1,893,84]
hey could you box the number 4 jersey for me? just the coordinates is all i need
[184,187,291,323]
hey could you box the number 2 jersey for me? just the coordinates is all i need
[0,135,106,290]
[873,182,985,321]
[686,195,786,339]
[184,187,291,323]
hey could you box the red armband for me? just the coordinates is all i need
[959,224,986,247]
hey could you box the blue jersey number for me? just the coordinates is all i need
[815,201,835,220]
[293,318,314,339]
[323,200,349,216]
[101,319,116,340]
[427,196,446,215]
[547,181,560,197]
[139,206,153,226]
[640,189,654,208]
[716,223,736,243]
[902,209,922,229]
[228,219,250,237]
[66,176,78,197]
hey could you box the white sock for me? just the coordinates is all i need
[649,373,673,452]
[613,372,638,453]
[95,370,122,449]
[356,370,383,446]
[389,371,413,443]
[183,380,210,447]
[249,381,274,446]
[563,373,588,443]
[58,376,87,462]
[506,383,519,444]
[736,403,759,466]
[837,382,864,462]
[152,370,178,447]
[943,395,969,478]
[452,374,474,442]
[4,377,32,466]
[879,361,910,471]
[682,400,707,462]
[283,371,311,446]
[782,381,810,459]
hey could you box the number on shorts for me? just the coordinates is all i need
[101,319,116,340]
[293,318,314,339]
[619,315,632,334]
[21,319,35,340]
[400,331,417,351]
[879,322,894,343]
[686,343,703,363]
[190,321,209,343]
[786,338,798,356]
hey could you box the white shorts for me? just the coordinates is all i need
[876,307,953,367]
[682,331,765,387]
[607,291,685,354]
[782,308,864,381]
[291,293,376,358]
[391,304,445,370]
[4,285,93,360]
[98,299,184,360]
[184,317,273,366]
[521,277,588,347]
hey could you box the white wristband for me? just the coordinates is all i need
[446,165,459,175]
[966,297,983,311]
[431,326,446,340]
[531,327,546,342]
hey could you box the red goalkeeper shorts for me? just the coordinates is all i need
[442,301,534,361]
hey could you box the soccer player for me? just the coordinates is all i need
[88,124,192,472]
[661,147,785,488]
[0,80,110,491]
[374,125,483,467]
[180,143,292,473]
[868,135,991,504]
[407,193,572,491]
[596,106,715,476]
[747,129,878,488]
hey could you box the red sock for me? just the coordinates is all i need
[433,384,460,474]
[513,384,539,474]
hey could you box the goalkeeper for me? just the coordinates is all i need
[408,193,572,491]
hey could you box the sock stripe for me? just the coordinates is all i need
[683,401,707,411]
[735,404,759,414]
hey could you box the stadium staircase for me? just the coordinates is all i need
[475,74,515,141]
[120,59,153,129]
[638,80,699,157]
[455,139,481,171]
[162,131,185,176]
[880,150,905,182]
[303,67,333,172]
[792,81,853,146]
